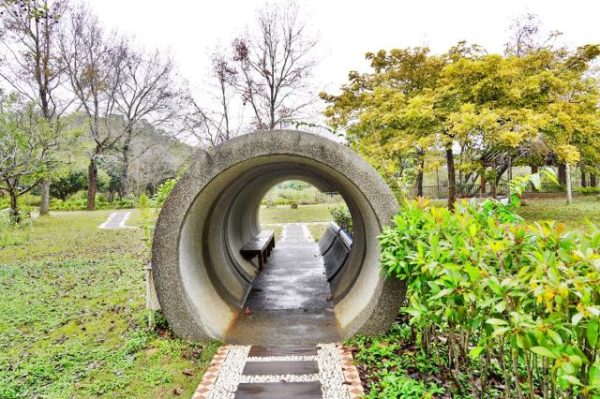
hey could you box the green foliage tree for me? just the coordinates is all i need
[322,42,600,209]
[0,97,58,222]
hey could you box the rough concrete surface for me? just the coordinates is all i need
[151,130,404,342]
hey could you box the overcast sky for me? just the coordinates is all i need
[88,0,599,96]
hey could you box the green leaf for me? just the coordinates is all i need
[546,329,563,345]
[530,346,556,359]
[561,375,582,386]
[492,327,510,338]
[469,346,484,359]
[572,312,584,326]
[486,318,508,326]
[586,318,598,347]
[589,364,600,386]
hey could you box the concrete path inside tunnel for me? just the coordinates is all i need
[225,223,341,346]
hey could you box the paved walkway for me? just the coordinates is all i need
[98,211,131,229]
[195,224,363,398]
[226,223,340,345]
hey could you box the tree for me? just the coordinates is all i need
[231,1,317,130]
[181,52,238,148]
[0,0,70,216]
[0,97,60,222]
[58,4,125,210]
[113,43,180,196]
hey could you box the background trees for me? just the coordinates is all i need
[0,0,71,215]
[322,39,600,208]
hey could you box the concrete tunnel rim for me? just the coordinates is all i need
[151,130,406,342]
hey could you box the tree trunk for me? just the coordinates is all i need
[480,170,486,195]
[565,163,572,205]
[416,170,424,197]
[8,187,20,224]
[446,146,456,210]
[87,157,98,210]
[530,165,539,192]
[581,166,587,188]
[416,150,425,197]
[558,164,567,186]
[120,134,132,198]
[591,174,597,188]
[39,177,50,216]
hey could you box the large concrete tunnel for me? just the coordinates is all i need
[151,130,405,342]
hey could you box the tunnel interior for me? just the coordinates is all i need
[152,131,403,343]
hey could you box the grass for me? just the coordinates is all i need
[306,223,328,241]
[259,203,335,224]
[518,195,600,228]
[0,211,218,399]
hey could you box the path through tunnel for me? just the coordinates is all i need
[226,182,348,344]
[151,130,405,345]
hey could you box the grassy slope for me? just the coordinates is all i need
[259,204,333,224]
[518,195,600,228]
[0,211,218,399]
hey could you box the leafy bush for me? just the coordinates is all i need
[49,193,135,211]
[577,187,600,195]
[329,204,353,233]
[380,198,600,398]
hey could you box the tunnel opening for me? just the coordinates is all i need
[223,181,354,344]
[152,130,404,344]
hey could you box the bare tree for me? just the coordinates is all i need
[231,1,317,130]
[58,4,125,210]
[113,43,180,196]
[505,13,563,57]
[181,52,238,147]
[0,0,71,215]
[210,51,237,141]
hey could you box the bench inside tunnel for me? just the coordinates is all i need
[319,222,353,286]
[240,230,275,270]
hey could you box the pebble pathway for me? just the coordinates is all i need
[98,211,131,229]
[192,343,363,399]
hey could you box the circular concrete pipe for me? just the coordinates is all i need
[151,130,405,341]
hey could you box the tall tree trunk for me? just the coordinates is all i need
[87,157,98,210]
[446,146,456,210]
[39,177,50,215]
[580,166,587,188]
[558,164,567,186]
[8,186,20,224]
[120,132,132,198]
[416,150,425,197]
[565,163,572,205]
[480,170,486,195]
[591,173,597,188]
[530,165,539,192]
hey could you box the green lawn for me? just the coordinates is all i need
[0,211,218,399]
[259,204,334,224]
[518,195,600,228]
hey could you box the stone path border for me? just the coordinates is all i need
[191,344,364,399]
[338,345,364,399]
[192,346,231,399]
[98,211,131,229]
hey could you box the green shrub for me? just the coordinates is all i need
[330,204,352,233]
[380,198,600,398]
[577,187,600,195]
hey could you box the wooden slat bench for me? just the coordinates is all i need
[240,230,275,270]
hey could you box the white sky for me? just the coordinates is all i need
[88,0,600,97]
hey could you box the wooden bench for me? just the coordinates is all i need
[240,230,275,270]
